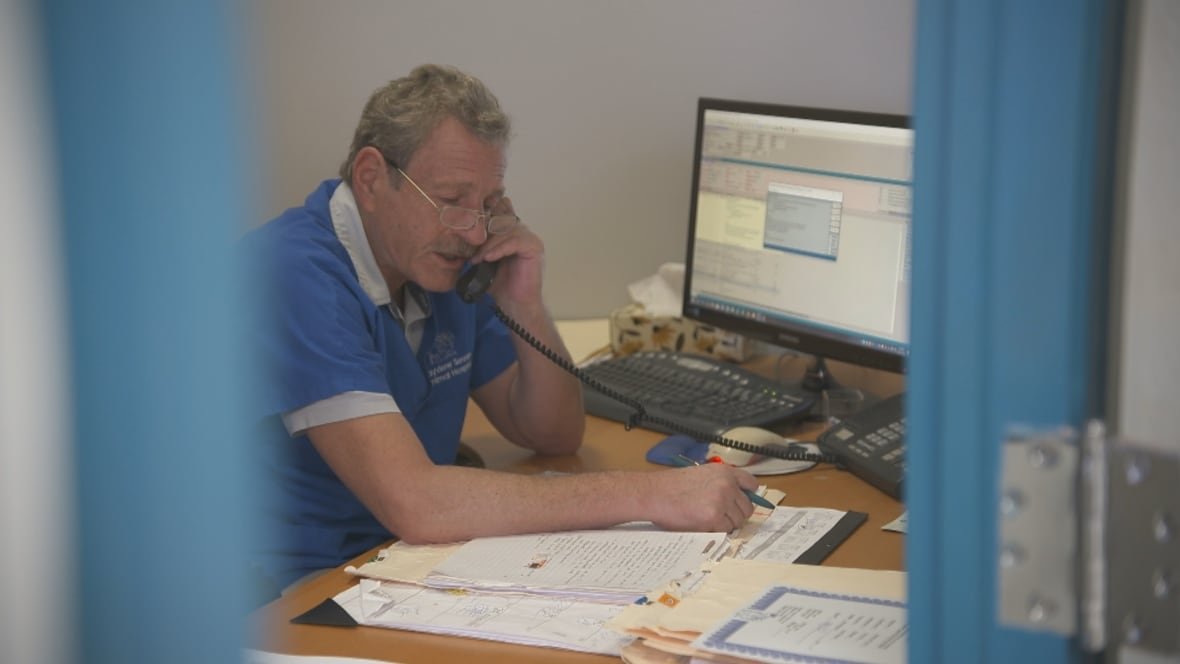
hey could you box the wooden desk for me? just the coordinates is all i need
[250,401,906,663]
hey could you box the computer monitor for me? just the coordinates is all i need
[681,98,913,407]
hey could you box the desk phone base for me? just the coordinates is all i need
[817,392,906,499]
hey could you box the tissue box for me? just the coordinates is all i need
[609,303,750,362]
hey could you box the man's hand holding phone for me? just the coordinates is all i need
[465,196,547,313]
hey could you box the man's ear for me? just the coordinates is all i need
[350,146,387,212]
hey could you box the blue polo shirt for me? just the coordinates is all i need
[242,179,517,587]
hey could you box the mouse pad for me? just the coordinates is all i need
[647,435,818,476]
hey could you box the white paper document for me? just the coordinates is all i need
[334,580,634,656]
[736,506,847,562]
[424,529,727,602]
[693,584,907,663]
[242,650,397,664]
[882,510,907,533]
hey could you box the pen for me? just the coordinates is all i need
[672,454,777,510]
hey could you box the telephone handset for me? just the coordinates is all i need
[456,260,499,304]
[453,262,839,467]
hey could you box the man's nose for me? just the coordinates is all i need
[456,220,489,245]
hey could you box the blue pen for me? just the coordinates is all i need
[673,454,776,510]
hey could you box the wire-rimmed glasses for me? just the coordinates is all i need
[386,156,519,235]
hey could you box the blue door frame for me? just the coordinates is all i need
[908,1,1122,662]
[41,3,257,662]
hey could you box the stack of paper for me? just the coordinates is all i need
[326,528,728,656]
[326,492,881,658]
[341,580,634,655]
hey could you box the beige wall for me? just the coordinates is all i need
[248,0,914,319]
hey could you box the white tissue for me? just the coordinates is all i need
[626,262,685,318]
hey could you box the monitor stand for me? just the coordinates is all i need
[800,356,880,420]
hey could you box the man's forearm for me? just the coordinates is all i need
[393,466,650,544]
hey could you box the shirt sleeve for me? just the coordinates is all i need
[281,390,399,436]
[257,235,392,415]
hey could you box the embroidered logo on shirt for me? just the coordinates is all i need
[426,332,472,386]
[428,331,458,366]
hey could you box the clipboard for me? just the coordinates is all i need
[792,510,867,564]
[291,597,357,627]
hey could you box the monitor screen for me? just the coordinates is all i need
[682,98,913,376]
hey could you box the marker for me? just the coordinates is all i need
[672,454,776,510]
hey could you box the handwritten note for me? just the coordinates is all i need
[425,530,726,600]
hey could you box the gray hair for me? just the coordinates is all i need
[339,64,512,183]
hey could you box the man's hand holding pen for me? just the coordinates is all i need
[673,453,777,510]
[644,458,766,533]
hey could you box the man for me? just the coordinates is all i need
[245,64,761,589]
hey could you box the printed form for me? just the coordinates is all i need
[694,584,907,663]
[736,506,848,562]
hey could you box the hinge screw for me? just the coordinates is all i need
[999,544,1025,568]
[1152,511,1173,543]
[1152,569,1173,599]
[1027,597,1055,623]
[1123,614,1143,644]
[1124,455,1149,485]
[1000,489,1024,517]
[1028,444,1057,469]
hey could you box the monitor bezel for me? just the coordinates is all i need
[681,97,911,375]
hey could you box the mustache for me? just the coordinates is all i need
[436,244,477,260]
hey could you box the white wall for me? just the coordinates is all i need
[0,3,74,663]
[1114,0,1179,451]
[249,0,914,319]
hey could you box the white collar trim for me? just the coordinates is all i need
[329,182,391,306]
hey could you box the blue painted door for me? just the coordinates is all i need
[907,1,1122,662]
[41,3,258,662]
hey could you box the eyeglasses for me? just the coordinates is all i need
[387,159,519,235]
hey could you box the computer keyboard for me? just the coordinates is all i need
[579,351,815,437]
[816,392,906,499]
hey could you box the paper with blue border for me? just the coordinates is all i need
[692,584,906,663]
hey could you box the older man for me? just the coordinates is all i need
[244,64,759,588]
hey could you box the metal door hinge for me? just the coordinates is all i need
[997,420,1179,658]
[997,426,1081,636]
